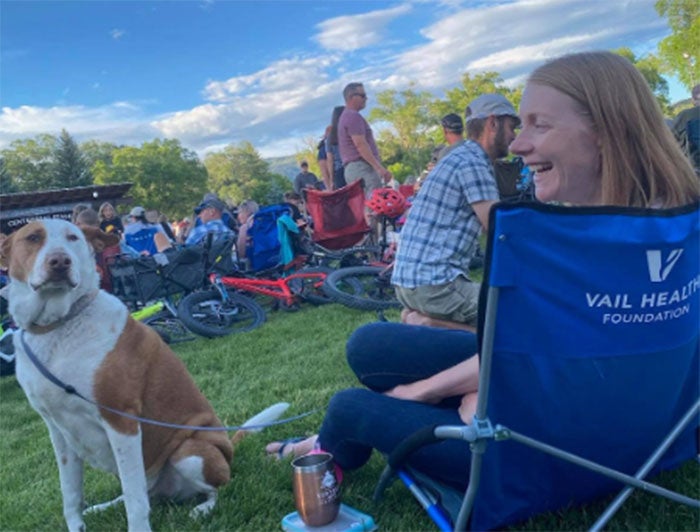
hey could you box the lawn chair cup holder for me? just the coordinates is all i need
[372,201,700,531]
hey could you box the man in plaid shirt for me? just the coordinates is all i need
[392,94,519,330]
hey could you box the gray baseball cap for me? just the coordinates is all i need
[465,94,519,124]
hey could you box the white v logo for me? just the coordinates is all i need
[646,249,683,282]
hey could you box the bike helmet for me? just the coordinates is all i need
[366,188,407,218]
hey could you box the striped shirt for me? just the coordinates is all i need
[392,140,499,288]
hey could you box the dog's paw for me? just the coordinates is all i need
[66,516,86,532]
[189,492,217,519]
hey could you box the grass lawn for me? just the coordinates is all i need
[1,302,698,531]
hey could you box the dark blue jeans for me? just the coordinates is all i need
[318,322,478,488]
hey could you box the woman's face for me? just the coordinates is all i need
[510,83,602,205]
[103,205,114,219]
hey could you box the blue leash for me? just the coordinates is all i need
[19,330,316,431]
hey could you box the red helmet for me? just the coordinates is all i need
[366,188,407,218]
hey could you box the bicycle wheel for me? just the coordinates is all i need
[142,310,195,344]
[288,266,335,305]
[323,265,400,311]
[337,246,383,268]
[178,289,266,338]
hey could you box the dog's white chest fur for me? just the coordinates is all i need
[16,293,128,473]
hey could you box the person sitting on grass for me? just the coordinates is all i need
[391,93,519,333]
[265,51,700,494]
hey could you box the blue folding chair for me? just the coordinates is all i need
[246,204,293,272]
[375,201,699,530]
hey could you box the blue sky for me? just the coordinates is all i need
[0,0,686,159]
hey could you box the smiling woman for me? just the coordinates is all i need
[512,51,700,208]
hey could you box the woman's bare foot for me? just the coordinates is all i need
[265,435,318,460]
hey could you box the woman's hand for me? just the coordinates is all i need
[384,356,481,406]
[458,392,478,424]
[384,380,441,404]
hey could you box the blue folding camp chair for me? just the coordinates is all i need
[246,204,293,272]
[374,201,699,530]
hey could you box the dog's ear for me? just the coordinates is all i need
[0,233,14,269]
[81,227,120,253]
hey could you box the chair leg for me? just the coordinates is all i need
[589,399,700,532]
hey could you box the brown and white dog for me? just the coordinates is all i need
[0,219,281,531]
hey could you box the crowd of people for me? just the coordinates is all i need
[8,49,698,524]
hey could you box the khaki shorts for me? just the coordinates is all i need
[344,160,383,198]
[395,275,480,325]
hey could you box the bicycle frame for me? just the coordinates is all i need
[208,269,328,307]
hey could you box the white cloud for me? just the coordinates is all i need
[391,0,667,89]
[0,103,158,147]
[0,0,674,159]
[110,28,126,40]
[315,3,412,51]
[202,55,340,103]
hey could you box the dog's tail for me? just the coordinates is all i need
[231,402,290,445]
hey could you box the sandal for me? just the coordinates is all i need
[266,436,306,460]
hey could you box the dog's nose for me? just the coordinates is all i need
[46,252,72,278]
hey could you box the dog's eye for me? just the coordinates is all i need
[66,234,79,242]
[26,233,42,243]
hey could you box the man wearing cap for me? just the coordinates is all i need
[184,197,233,247]
[392,93,519,331]
[671,83,700,174]
[124,206,168,255]
[436,113,465,161]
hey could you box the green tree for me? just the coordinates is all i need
[295,136,324,180]
[81,140,118,171]
[437,72,521,120]
[54,129,92,188]
[615,48,672,115]
[93,139,207,219]
[0,157,20,194]
[655,0,700,90]
[0,134,57,192]
[205,141,292,205]
[369,85,437,179]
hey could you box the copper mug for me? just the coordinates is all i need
[291,452,341,526]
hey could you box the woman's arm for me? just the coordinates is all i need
[384,355,480,404]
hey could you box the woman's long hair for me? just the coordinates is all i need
[329,106,345,146]
[528,51,699,207]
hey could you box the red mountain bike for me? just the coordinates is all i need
[177,257,333,337]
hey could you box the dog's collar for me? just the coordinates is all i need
[26,289,99,334]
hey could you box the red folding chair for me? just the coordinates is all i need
[305,181,369,250]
